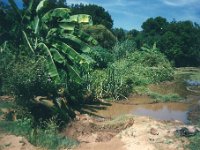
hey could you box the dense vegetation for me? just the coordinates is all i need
[0,1,200,149]
[113,17,200,67]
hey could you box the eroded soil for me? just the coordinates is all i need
[63,114,191,150]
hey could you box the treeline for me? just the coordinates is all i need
[114,17,200,67]
[1,2,200,67]
[70,3,200,67]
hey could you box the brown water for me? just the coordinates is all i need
[84,97,196,123]
[83,69,200,124]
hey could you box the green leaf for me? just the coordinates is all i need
[52,41,86,64]
[69,14,93,25]
[58,22,75,31]
[36,0,49,16]
[37,43,61,83]
[50,48,66,64]
[22,31,34,53]
[74,29,98,45]
[42,8,71,23]
[60,34,91,53]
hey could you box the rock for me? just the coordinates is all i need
[150,128,159,135]
[175,126,199,137]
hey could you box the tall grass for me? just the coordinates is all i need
[87,44,174,100]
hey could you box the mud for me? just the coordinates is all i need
[65,114,190,150]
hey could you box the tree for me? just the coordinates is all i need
[142,16,168,35]
[126,29,139,40]
[112,28,126,42]
[70,4,113,29]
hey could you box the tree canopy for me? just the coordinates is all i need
[70,4,113,29]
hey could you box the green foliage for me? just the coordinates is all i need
[0,0,99,124]
[82,24,117,49]
[90,46,114,68]
[187,132,200,150]
[6,0,97,85]
[148,92,181,102]
[113,40,136,60]
[112,28,126,42]
[88,68,133,100]
[70,4,113,29]
[136,16,200,67]
[88,44,174,100]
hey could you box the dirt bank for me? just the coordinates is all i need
[62,114,190,150]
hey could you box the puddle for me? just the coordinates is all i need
[132,104,190,123]
[83,68,200,124]
[85,100,193,124]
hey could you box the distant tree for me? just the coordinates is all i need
[133,16,200,67]
[126,29,139,40]
[70,4,113,29]
[142,16,168,35]
[112,28,126,41]
[158,21,200,66]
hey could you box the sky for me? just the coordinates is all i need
[2,0,200,30]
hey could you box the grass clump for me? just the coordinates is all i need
[187,131,200,150]
[148,92,182,102]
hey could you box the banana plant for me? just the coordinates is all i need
[7,0,98,121]
[8,0,97,84]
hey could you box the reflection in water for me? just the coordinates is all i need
[91,101,192,124]
[133,106,189,123]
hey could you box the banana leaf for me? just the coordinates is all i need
[69,14,93,25]
[42,8,71,23]
[37,43,61,83]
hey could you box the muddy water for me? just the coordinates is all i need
[84,69,200,124]
[88,97,195,124]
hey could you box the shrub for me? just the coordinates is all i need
[88,45,174,100]
[3,55,76,125]
[113,40,136,60]
[90,46,114,68]
[81,24,117,49]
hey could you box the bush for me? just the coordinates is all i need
[88,45,174,100]
[88,68,133,100]
[90,46,114,68]
[81,24,117,49]
[3,54,76,125]
[113,40,136,60]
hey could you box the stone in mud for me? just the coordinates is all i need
[150,128,159,135]
[175,126,199,137]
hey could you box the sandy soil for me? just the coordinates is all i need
[63,114,190,150]
[0,134,39,150]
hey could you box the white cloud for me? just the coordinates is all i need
[162,0,199,6]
